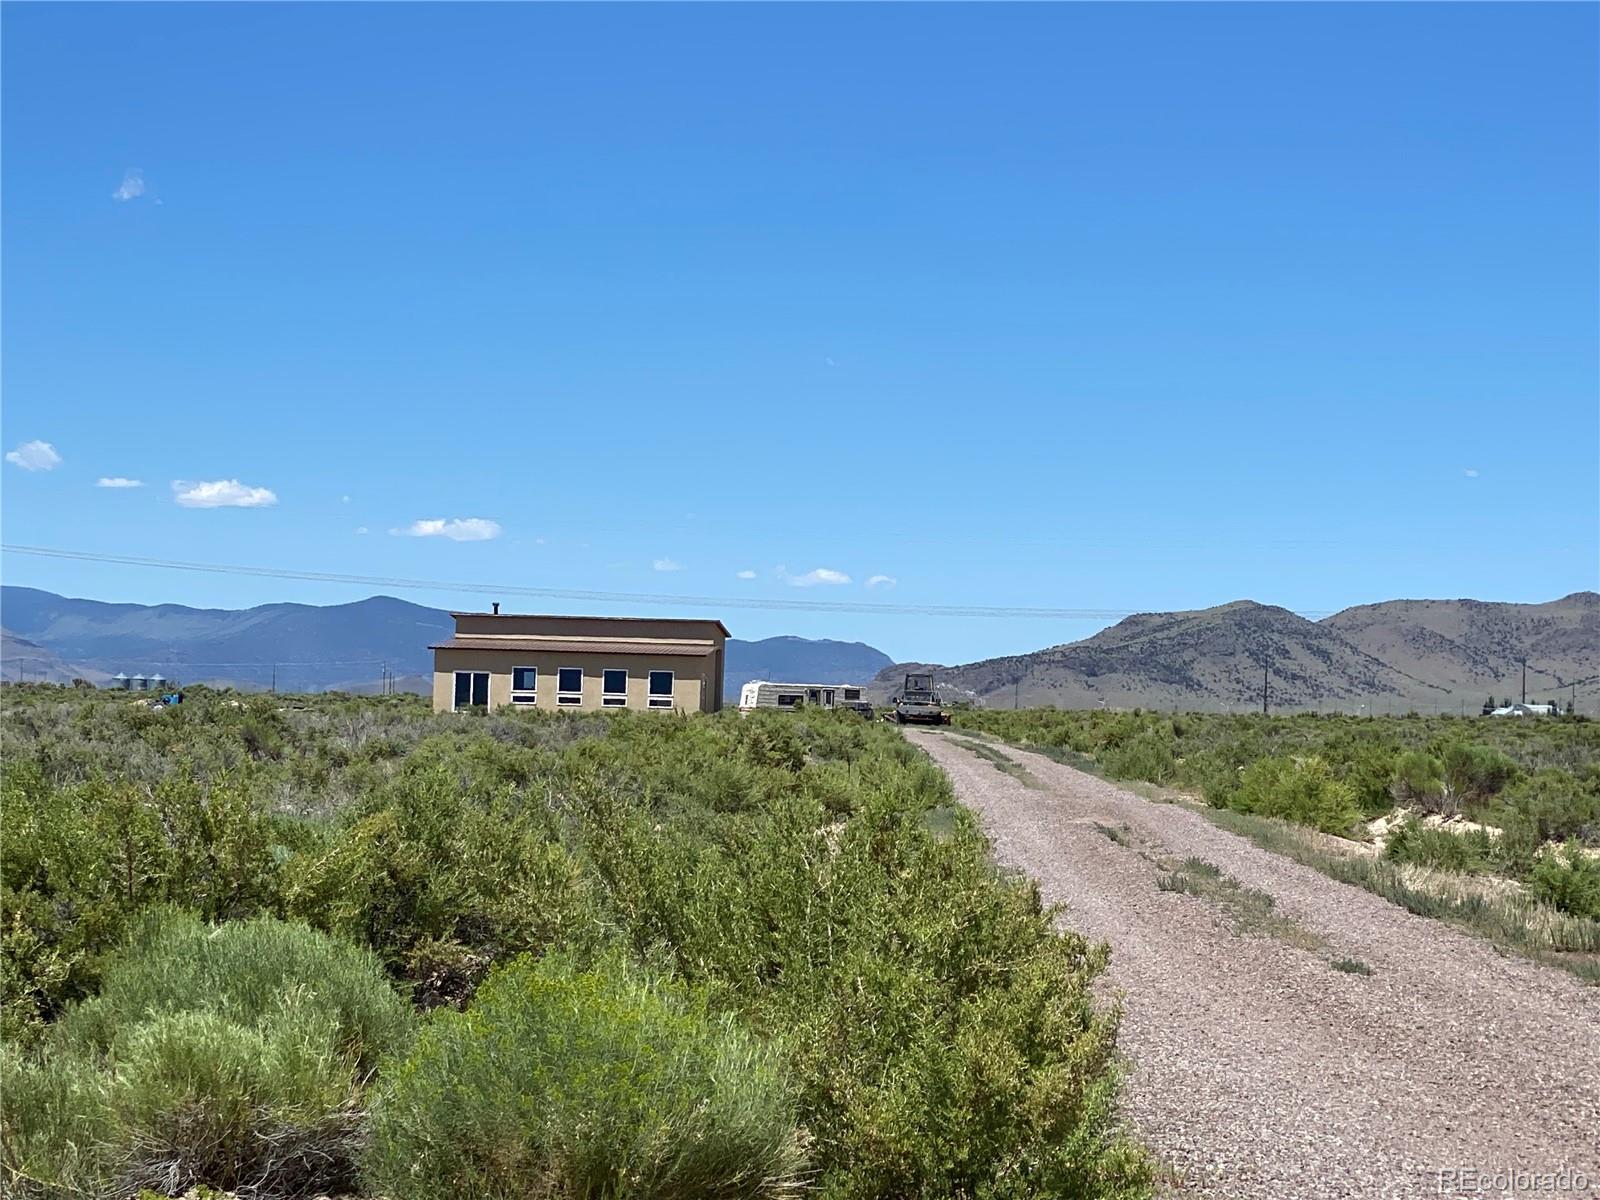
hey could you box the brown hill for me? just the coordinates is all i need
[0,628,106,686]
[909,601,1433,712]
[880,594,1599,713]
[1321,592,1598,706]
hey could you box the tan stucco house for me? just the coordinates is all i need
[430,609,728,714]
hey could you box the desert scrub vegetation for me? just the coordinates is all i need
[365,953,804,1200]
[0,685,1152,1199]
[2,910,413,1199]
[951,708,1600,976]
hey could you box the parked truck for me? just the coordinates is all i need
[893,672,950,725]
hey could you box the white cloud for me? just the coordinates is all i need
[391,517,501,541]
[96,476,144,488]
[782,566,851,588]
[653,558,686,572]
[736,569,757,580]
[1463,468,1479,478]
[341,494,352,503]
[172,479,278,508]
[866,574,897,589]
[355,526,369,535]
[6,440,62,471]
[112,169,145,201]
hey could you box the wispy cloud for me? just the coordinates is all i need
[653,558,686,573]
[96,476,144,489]
[866,574,897,589]
[6,440,62,471]
[112,169,145,202]
[172,479,278,508]
[736,569,757,580]
[392,517,501,541]
[1463,468,1480,478]
[355,527,369,535]
[780,566,851,587]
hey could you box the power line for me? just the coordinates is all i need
[107,660,389,668]
[1,543,1338,621]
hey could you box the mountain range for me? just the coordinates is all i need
[0,586,891,698]
[871,593,1598,713]
[3,586,1594,712]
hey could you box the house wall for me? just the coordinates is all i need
[452,614,727,644]
[431,646,712,714]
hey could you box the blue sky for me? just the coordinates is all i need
[3,3,1596,664]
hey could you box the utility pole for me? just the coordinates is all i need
[271,664,277,695]
[1261,665,1269,716]
[1013,677,1019,710]
[1521,659,1527,705]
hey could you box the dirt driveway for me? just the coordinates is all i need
[906,729,1600,1199]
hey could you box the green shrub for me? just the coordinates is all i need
[1383,819,1494,875]
[1230,756,1363,835]
[283,753,603,1004]
[2,912,412,1200]
[1101,729,1178,785]
[0,1045,108,1200]
[3,693,1154,1200]
[1528,843,1600,920]
[62,910,413,1071]
[1490,769,1600,844]
[365,953,804,1200]
[0,764,288,1042]
[1439,743,1518,805]
[1390,751,1445,808]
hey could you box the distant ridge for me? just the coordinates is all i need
[872,593,1598,713]
[4,586,1593,710]
[0,587,893,697]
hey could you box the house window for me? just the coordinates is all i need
[777,693,802,708]
[453,670,489,711]
[843,688,861,701]
[648,670,675,709]
[602,668,628,707]
[557,667,584,706]
[511,666,537,705]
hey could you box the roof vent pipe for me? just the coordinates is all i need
[492,602,500,615]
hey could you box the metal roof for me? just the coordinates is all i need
[430,637,719,657]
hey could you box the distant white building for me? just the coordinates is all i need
[1489,703,1557,718]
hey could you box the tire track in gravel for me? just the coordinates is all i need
[906,729,1600,1200]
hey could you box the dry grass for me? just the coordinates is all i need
[945,734,1041,789]
[1201,806,1600,984]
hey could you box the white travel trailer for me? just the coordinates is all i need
[739,680,867,712]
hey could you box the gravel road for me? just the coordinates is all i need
[907,729,1600,1199]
